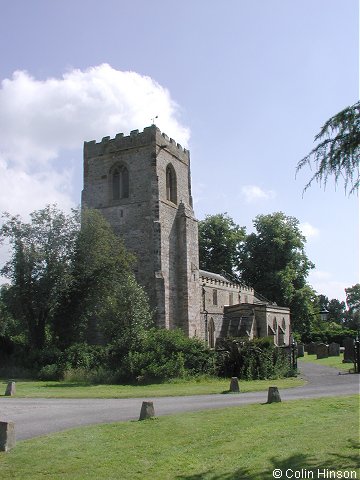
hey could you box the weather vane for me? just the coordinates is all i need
[151,115,158,125]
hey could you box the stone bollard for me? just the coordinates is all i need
[139,401,155,421]
[0,421,16,452]
[5,381,16,396]
[229,377,240,393]
[267,386,281,403]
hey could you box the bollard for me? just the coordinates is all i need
[139,401,155,420]
[5,381,16,396]
[0,421,16,452]
[267,386,281,403]
[229,377,240,393]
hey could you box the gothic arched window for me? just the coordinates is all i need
[112,165,129,200]
[166,164,177,204]
[213,289,218,306]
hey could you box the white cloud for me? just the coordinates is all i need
[0,64,190,283]
[241,185,276,203]
[300,222,320,239]
[309,270,348,302]
[0,63,189,218]
[0,156,74,215]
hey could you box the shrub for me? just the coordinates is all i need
[62,367,116,384]
[216,337,293,380]
[0,365,34,379]
[60,343,108,371]
[304,325,357,346]
[114,328,215,382]
[38,364,62,381]
[30,346,62,368]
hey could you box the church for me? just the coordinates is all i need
[81,125,291,347]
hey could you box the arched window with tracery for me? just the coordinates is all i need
[112,165,129,201]
[166,164,177,204]
[213,289,218,306]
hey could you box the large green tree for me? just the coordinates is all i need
[297,100,360,195]
[239,212,315,334]
[53,208,153,348]
[316,294,346,325]
[0,206,79,349]
[0,206,153,352]
[198,213,245,279]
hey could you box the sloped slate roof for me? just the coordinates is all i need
[199,270,230,283]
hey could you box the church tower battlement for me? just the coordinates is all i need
[82,125,201,337]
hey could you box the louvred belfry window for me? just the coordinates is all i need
[112,166,129,200]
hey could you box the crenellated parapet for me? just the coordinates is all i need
[84,125,189,164]
[199,270,254,293]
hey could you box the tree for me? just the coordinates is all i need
[0,206,153,353]
[289,285,318,339]
[239,212,314,303]
[0,206,79,349]
[316,294,346,325]
[297,101,360,195]
[239,212,315,335]
[53,209,153,348]
[0,285,15,338]
[345,283,360,331]
[198,213,245,279]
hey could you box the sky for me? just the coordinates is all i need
[0,0,358,302]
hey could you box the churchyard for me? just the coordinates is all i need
[0,375,304,399]
[298,352,352,371]
[0,395,358,479]
[298,338,358,372]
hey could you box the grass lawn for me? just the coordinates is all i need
[0,376,305,399]
[0,395,358,479]
[298,352,354,372]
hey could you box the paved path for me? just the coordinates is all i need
[0,362,358,441]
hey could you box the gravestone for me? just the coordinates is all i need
[5,381,16,396]
[139,401,155,420]
[343,337,355,363]
[306,342,316,355]
[267,386,281,403]
[297,344,305,357]
[229,377,240,393]
[0,421,15,452]
[328,342,340,357]
[316,343,328,359]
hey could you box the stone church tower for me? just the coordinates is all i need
[82,125,201,337]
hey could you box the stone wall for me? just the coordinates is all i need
[82,125,201,336]
[199,271,256,344]
[82,125,291,345]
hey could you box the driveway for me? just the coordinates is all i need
[0,361,359,441]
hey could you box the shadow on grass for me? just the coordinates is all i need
[43,382,92,388]
[176,441,360,479]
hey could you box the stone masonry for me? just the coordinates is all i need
[82,125,291,346]
[82,125,200,336]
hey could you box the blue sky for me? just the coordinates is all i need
[0,0,358,302]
